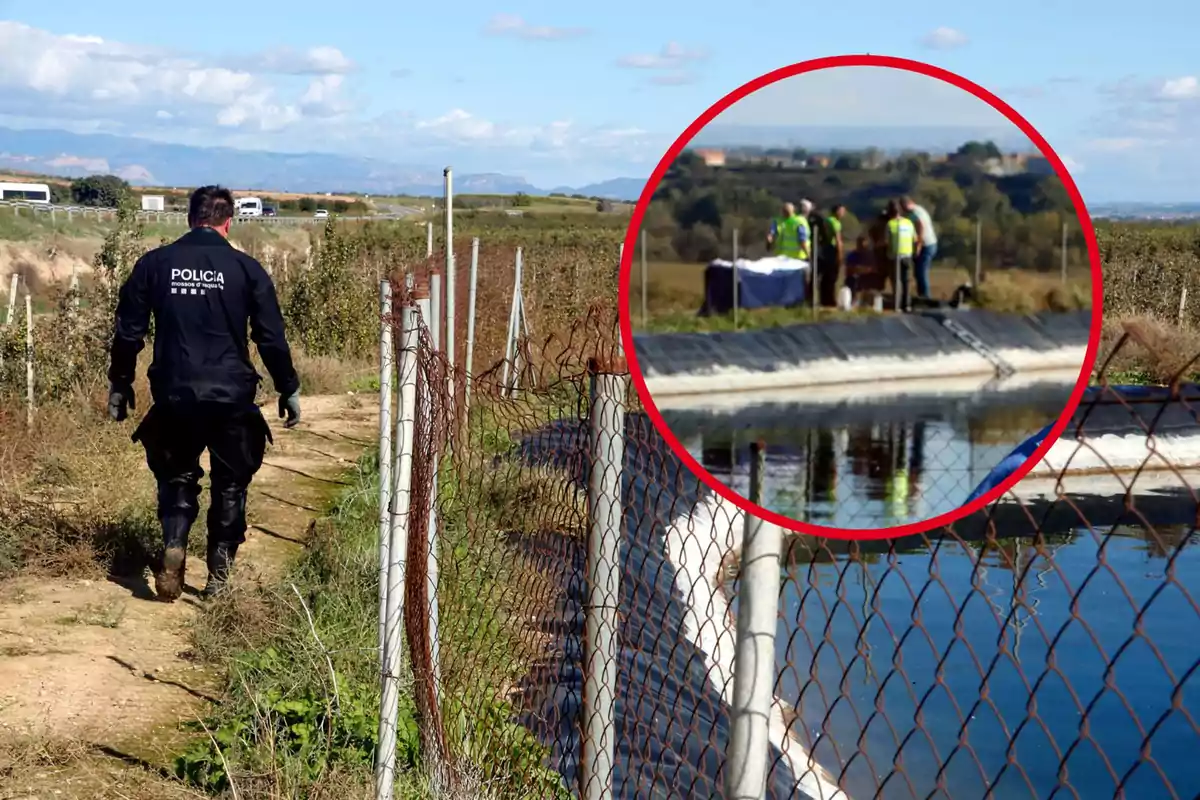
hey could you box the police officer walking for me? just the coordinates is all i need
[106,185,302,602]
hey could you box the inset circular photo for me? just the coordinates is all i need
[619,56,1102,536]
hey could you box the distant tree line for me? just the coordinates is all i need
[46,174,369,215]
[444,193,624,214]
[645,140,1085,271]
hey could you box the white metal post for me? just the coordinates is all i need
[502,247,523,397]
[375,303,419,800]
[24,293,33,429]
[732,228,740,329]
[426,221,434,259]
[1061,221,1068,285]
[640,229,648,326]
[811,220,820,314]
[579,355,628,800]
[724,442,783,800]
[974,218,983,287]
[430,271,442,352]
[376,280,395,666]
[444,168,456,404]
[5,273,17,325]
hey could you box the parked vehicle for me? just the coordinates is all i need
[0,182,51,203]
[235,197,263,217]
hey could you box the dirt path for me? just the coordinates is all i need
[0,393,377,798]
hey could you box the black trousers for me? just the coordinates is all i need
[817,251,842,307]
[132,402,272,550]
[892,256,916,309]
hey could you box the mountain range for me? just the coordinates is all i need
[0,127,647,201]
[0,124,1043,203]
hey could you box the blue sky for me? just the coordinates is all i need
[0,0,1197,200]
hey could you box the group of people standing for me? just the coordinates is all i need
[766,195,939,310]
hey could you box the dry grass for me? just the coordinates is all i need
[289,352,375,396]
[0,342,364,584]
[0,734,204,799]
[0,380,155,580]
[1095,313,1200,385]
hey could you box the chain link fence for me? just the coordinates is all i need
[373,249,1197,799]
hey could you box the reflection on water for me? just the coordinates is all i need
[689,404,1052,528]
[753,525,1200,800]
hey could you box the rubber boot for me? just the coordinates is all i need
[156,515,191,602]
[202,542,238,599]
[154,477,200,603]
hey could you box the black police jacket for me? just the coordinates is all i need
[107,226,300,406]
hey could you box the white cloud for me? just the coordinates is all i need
[0,21,350,132]
[617,42,708,88]
[617,42,708,70]
[415,109,499,142]
[249,45,356,75]
[406,109,656,158]
[0,21,664,184]
[1089,75,1200,147]
[483,14,587,40]
[919,26,969,50]
[1159,76,1199,100]
[300,74,351,117]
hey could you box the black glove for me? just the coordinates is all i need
[278,390,301,429]
[108,383,135,422]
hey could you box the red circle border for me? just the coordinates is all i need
[617,54,1104,541]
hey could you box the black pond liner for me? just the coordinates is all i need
[496,383,1199,799]
[506,412,812,799]
[632,309,1093,379]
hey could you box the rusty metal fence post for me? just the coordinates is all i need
[725,442,783,800]
[464,236,479,411]
[579,351,628,800]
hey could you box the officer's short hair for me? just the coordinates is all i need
[188,185,235,227]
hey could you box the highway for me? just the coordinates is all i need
[0,198,427,225]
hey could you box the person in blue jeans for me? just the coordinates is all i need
[902,195,936,300]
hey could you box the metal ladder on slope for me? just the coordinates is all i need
[938,314,1018,383]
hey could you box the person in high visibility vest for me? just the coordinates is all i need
[885,199,917,310]
[767,202,810,261]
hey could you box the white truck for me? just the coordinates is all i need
[235,197,263,217]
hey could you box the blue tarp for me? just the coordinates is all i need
[700,261,808,316]
[964,384,1200,501]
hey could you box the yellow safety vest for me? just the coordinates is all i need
[773,215,810,260]
[886,217,915,259]
[886,468,909,518]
